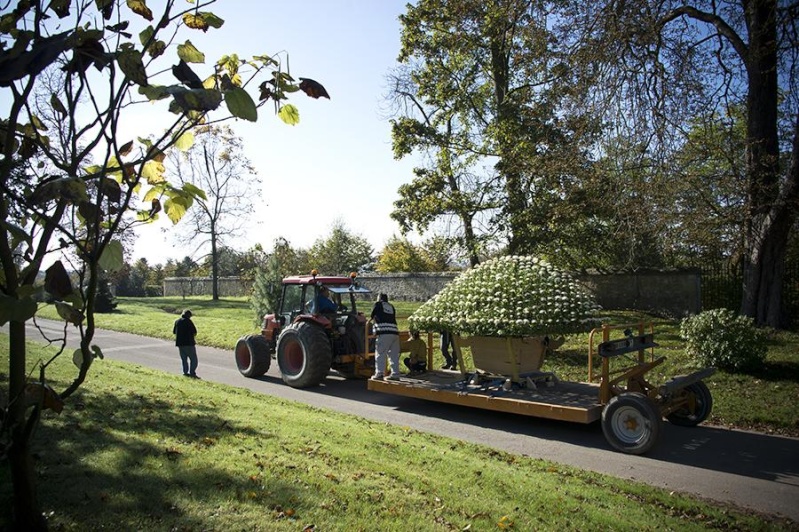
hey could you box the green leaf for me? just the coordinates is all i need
[99,240,124,272]
[136,210,156,222]
[6,222,31,249]
[278,104,300,125]
[177,40,205,63]
[126,0,153,21]
[225,87,257,121]
[169,87,223,113]
[143,184,166,202]
[164,196,191,224]
[174,130,195,151]
[50,94,67,116]
[118,45,148,86]
[45,261,74,299]
[63,293,84,309]
[139,84,170,101]
[0,294,38,325]
[139,25,154,47]
[183,12,224,31]
[181,182,207,201]
[17,285,37,299]
[55,301,84,326]
[102,177,122,203]
[142,159,166,184]
[72,348,84,369]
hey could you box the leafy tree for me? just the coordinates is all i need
[564,0,798,327]
[236,243,268,282]
[148,262,166,288]
[250,237,304,324]
[421,234,456,271]
[0,1,326,528]
[393,0,598,259]
[376,235,434,272]
[167,125,258,300]
[128,257,151,297]
[306,220,374,275]
[174,256,200,278]
[93,272,118,313]
[664,109,749,265]
[109,261,135,296]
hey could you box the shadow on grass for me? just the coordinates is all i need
[282,369,799,488]
[26,388,299,529]
[750,360,799,382]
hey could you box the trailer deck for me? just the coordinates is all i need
[368,370,603,424]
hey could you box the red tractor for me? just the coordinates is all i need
[234,271,375,388]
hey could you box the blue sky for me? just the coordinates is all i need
[132,0,422,264]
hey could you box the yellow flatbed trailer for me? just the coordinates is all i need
[367,324,716,455]
[368,370,603,424]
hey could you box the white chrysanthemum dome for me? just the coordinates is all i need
[408,255,600,337]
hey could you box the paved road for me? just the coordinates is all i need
[13,320,799,522]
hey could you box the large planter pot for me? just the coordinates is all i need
[457,335,563,376]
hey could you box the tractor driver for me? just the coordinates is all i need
[316,286,338,314]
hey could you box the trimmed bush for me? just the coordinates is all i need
[680,308,768,373]
[94,276,118,313]
[145,285,163,297]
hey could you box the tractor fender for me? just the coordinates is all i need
[294,314,333,329]
[263,313,282,340]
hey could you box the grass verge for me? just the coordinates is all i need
[1,340,793,531]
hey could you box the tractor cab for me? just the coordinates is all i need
[261,271,372,355]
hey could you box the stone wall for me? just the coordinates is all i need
[162,270,701,316]
[356,272,460,301]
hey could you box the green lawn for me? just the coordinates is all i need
[34,297,799,437]
[1,340,793,530]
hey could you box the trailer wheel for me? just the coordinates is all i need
[602,392,661,455]
[276,322,332,388]
[235,334,272,378]
[666,381,713,427]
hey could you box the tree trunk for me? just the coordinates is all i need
[7,320,47,531]
[461,212,481,267]
[740,0,797,328]
[211,221,219,301]
[211,231,219,301]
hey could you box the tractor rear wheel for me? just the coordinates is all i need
[276,322,332,388]
[666,381,713,427]
[601,392,661,455]
[234,334,272,378]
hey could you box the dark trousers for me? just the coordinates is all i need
[404,358,426,373]
[178,345,198,376]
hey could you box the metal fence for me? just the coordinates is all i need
[699,261,799,328]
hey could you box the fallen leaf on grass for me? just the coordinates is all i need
[497,515,514,529]
[165,447,182,460]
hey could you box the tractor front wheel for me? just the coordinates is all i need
[276,322,332,388]
[666,381,713,427]
[601,392,661,455]
[234,334,272,378]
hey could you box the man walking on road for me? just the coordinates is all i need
[173,309,199,378]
